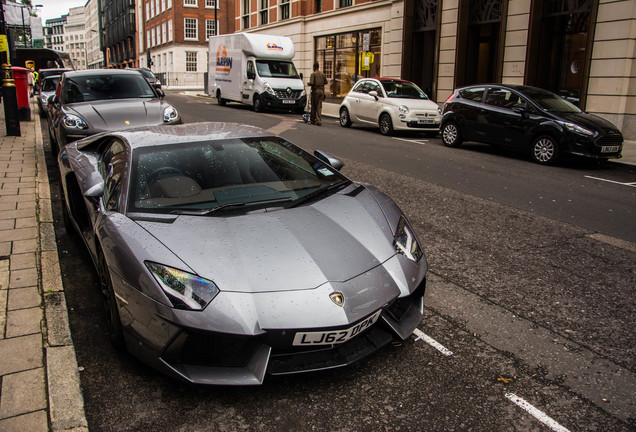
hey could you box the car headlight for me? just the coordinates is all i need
[163,106,180,123]
[560,121,595,136]
[394,216,423,262]
[63,114,88,129]
[263,82,276,95]
[399,105,409,114]
[145,262,219,311]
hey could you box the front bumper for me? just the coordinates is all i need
[260,91,307,111]
[396,111,441,131]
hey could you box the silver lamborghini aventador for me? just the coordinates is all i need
[58,122,428,385]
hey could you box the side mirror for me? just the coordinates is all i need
[48,95,58,105]
[512,106,527,117]
[314,150,345,171]
[299,73,303,80]
[247,70,256,80]
[80,171,105,198]
[369,90,379,101]
[156,88,165,98]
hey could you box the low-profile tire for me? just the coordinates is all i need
[442,122,462,147]
[339,107,352,127]
[97,250,125,350]
[379,113,394,136]
[531,135,560,165]
[253,94,263,112]
[216,90,226,106]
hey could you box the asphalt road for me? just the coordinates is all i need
[41,92,636,431]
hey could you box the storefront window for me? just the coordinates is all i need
[315,29,382,98]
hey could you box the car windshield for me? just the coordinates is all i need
[380,81,428,99]
[63,74,156,103]
[255,60,299,78]
[43,77,59,92]
[521,88,581,113]
[128,137,349,214]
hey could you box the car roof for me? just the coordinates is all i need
[42,75,61,80]
[77,122,276,151]
[62,69,145,78]
[457,83,551,94]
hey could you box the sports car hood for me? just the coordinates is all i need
[136,192,397,293]
[66,99,166,132]
[555,111,622,134]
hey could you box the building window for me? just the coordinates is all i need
[338,0,352,7]
[184,18,198,40]
[161,0,166,12]
[167,0,172,8]
[186,51,197,71]
[151,27,156,46]
[168,19,173,41]
[206,19,216,40]
[162,22,167,43]
[145,2,150,20]
[260,0,268,24]
[184,0,197,6]
[146,30,150,47]
[150,0,155,17]
[315,0,321,13]
[280,0,290,20]
[242,0,250,29]
[206,0,217,8]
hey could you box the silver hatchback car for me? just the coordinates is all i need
[58,122,428,385]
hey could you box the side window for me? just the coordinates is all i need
[99,140,126,211]
[351,80,368,94]
[247,61,255,79]
[485,88,520,109]
[460,87,485,102]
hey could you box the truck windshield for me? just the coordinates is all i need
[255,60,299,79]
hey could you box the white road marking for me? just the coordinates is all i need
[505,393,571,432]
[584,175,636,188]
[412,328,453,356]
[393,137,430,146]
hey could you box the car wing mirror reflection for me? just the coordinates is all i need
[369,90,379,101]
[314,150,344,171]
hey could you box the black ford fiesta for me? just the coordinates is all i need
[440,84,623,165]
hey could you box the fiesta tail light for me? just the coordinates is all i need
[444,92,457,105]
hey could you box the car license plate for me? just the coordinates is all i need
[418,118,435,124]
[282,99,295,104]
[292,310,382,346]
[601,145,620,153]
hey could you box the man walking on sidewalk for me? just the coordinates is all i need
[309,62,327,126]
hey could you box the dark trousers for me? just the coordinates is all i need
[311,89,324,125]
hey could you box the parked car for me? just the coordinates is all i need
[36,67,72,94]
[38,74,60,117]
[48,69,180,152]
[441,84,623,165]
[129,67,162,89]
[339,78,442,136]
[58,122,428,385]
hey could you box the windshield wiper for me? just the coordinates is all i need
[170,197,293,216]
[288,180,351,208]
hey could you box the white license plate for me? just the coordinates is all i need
[282,99,295,104]
[418,118,435,124]
[292,310,382,346]
[601,145,620,153]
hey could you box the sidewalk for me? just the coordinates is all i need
[0,99,87,432]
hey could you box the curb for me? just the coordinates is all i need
[33,103,89,432]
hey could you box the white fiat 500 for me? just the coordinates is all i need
[339,78,441,136]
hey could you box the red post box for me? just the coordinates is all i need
[11,66,31,121]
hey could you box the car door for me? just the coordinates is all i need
[347,80,370,122]
[454,87,487,142]
[242,60,256,103]
[358,80,383,123]
[482,87,533,148]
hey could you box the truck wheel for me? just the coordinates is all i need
[216,90,226,106]
[253,95,263,112]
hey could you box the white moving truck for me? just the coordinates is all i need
[208,33,307,113]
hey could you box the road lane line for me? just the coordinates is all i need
[584,175,636,188]
[412,328,453,356]
[505,393,571,432]
[392,137,429,146]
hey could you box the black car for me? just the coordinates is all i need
[129,67,161,89]
[441,84,623,165]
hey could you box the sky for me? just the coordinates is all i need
[36,0,87,23]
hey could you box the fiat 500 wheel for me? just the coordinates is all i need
[379,113,394,136]
[340,107,352,127]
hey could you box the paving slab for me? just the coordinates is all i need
[46,346,88,432]
[0,333,43,375]
[0,367,47,419]
[9,252,36,271]
[7,286,41,310]
[9,267,38,289]
[5,307,43,338]
[0,410,48,432]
